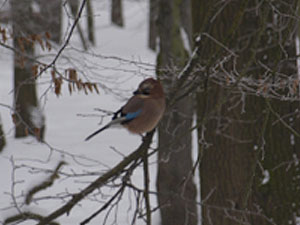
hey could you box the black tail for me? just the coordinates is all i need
[85,125,110,141]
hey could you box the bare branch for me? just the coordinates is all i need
[4,211,60,225]
[143,147,151,225]
[36,130,155,225]
[25,161,66,205]
[80,186,125,225]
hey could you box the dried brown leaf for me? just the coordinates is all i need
[292,79,299,95]
[83,83,88,95]
[45,31,51,40]
[46,41,52,51]
[76,79,83,90]
[51,70,56,81]
[17,37,25,52]
[93,83,100,94]
[68,83,72,95]
[34,127,41,140]
[12,114,17,124]
[86,82,93,93]
[25,127,29,136]
[68,69,78,81]
[36,34,45,50]
[0,28,7,43]
[54,78,62,97]
[32,65,39,78]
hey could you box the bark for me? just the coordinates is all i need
[11,0,45,140]
[157,97,198,225]
[37,0,62,44]
[252,99,300,225]
[0,115,5,152]
[156,0,198,224]
[194,3,258,224]
[148,0,158,50]
[193,0,300,224]
[86,0,95,45]
[179,0,192,50]
[111,0,124,27]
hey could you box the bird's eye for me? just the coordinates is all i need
[142,88,150,95]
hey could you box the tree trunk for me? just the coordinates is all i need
[11,0,45,140]
[196,89,260,225]
[251,99,300,225]
[156,0,198,224]
[37,0,62,44]
[86,0,95,45]
[68,0,88,50]
[148,0,158,50]
[193,0,300,224]
[179,0,192,50]
[0,115,5,152]
[111,0,124,27]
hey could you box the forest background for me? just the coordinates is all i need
[0,0,300,225]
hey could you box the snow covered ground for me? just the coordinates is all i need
[0,1,163,224]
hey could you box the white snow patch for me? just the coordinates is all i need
[295,216,300,225]
[261,170,270,185]
[31,1,40,14]
[290,134,295,146]
[293,153,299,166]
[29,106,45,129]
[180,27,192,56]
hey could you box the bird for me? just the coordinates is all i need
[85,78,166,141]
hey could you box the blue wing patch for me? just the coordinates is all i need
[125,109,142,121]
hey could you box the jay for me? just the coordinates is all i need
[85,78,165,141]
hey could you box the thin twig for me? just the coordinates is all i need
[143,147,151,225]
[25,161,66,205]
[266,99,300,138]
[80,186,125,225]
[36,0,88,78]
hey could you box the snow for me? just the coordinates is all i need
[180,27,192,56]
[28,106,45,129]
[0,1,162,224]
[261,170,270,185]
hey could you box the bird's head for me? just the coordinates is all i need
[133,78,164,99]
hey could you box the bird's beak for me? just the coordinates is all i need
[133,89,140,95]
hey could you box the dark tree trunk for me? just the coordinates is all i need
[111,0,124,27]
[86,0,95,45]
[193,0,300,224]
[156,0,198,224]
[11,0,45,140]
[179,0,192,50]
[157,97,198,225]
[252,99,300,225]
[148,0,158,50]
[0,115,5,152]
[37,0,62,44]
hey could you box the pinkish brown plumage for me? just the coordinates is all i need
[85,78,165,141]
